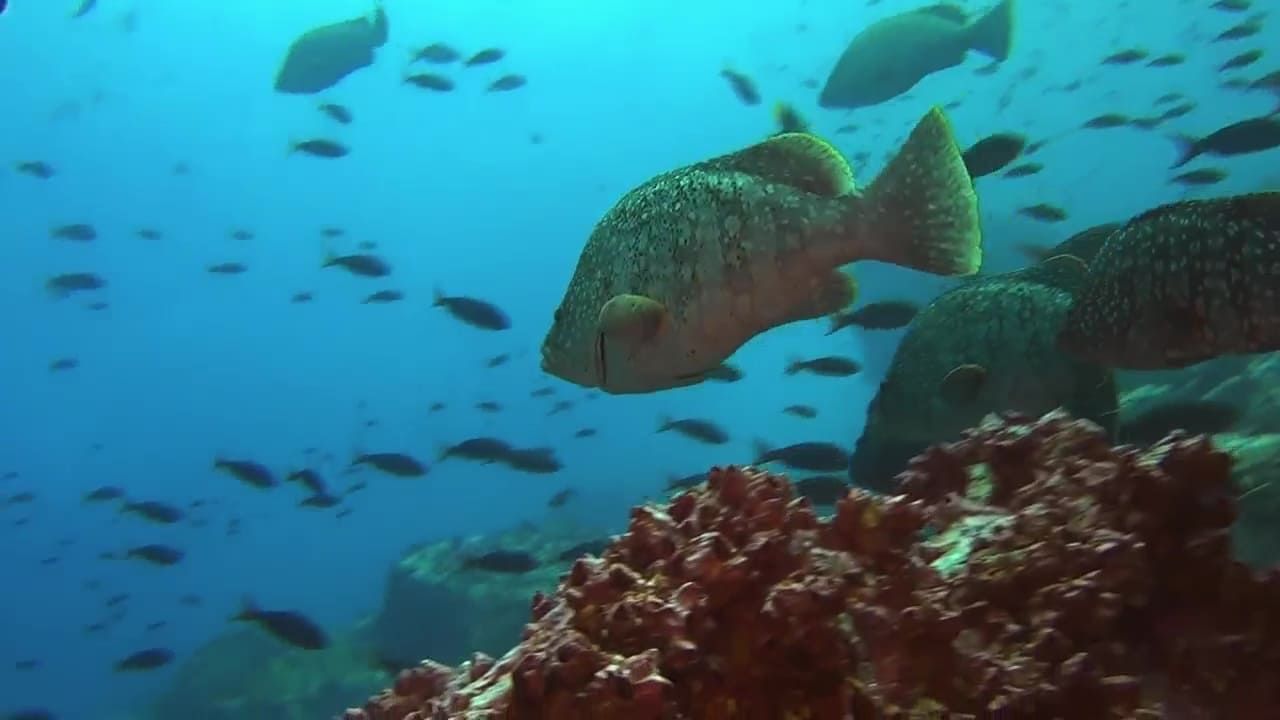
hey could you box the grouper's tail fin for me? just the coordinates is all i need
[858,107,983,277]
[969,0,1015,61]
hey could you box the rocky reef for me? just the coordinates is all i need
[344,410,1280,719]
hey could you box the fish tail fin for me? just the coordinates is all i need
[784,357,804,375]
[232,596,258,622]
[751,439,772,464]
[656,415,673,432]
[854,107,983,277]
[432,287,446,307]
[969,0,1015,61]
[1169,134,1200,168]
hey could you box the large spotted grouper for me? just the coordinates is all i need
[1059,192,1280,370]
[819,0,1016,110]
[850,242,1118,492]
[539,107,983,394]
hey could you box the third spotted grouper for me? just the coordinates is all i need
[819,0,1016,110]
[540,107,983,394]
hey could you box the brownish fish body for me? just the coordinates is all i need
[540,108,982,394]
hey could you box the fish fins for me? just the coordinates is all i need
[1169,134,1201,169]
[968,0,1015,61]
[939,364,987,406]
[859,107,983,277]
[1011,253,1091,294]
[695,133,856,197]
[598,294,667,346]
[789,270,859,323]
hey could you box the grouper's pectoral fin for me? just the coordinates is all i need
[598,294,667,346]
[784,271,858,324]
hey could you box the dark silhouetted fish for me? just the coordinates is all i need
[46,272,105,297]
[274,2,389,94]
[785,356,861,376]
[51,224,95,241]
[828,300,920,333]
[501,447,562,474]
[819,0,1014,109]
[784,405,818,419]
[548,488,575,507]
[125,544,184,566]
[71,0,97,18]
[121,501,184,524]
[207,262,247,274]
[433,290,510,330]
[352,452,427,477]
[213,458,277,488]
[318,102,352,124]
[754,440,849,472]
[961,132,1026,178]
[487,74,526,92]
[114,647,173,671]
[291,139,348,158]
[439,437,512,464]
[361,289,403,303]
[465,48,505,66]
[412,42,460,63]
[404,73,454,91]
[234,599,328,650]
[83,486,125,502]
[1170,114,1280,168]
[322,253,389,276]
[461,549,538,573]
[15,161,54,178]
[1059,192,1280,369]
[657,416,729,444]
[719,67,760,105]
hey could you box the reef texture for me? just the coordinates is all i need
[344,410,1280,719]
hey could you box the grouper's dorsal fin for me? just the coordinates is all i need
[695,133,856,197]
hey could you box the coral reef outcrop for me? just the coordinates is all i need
[344,411,1280,719]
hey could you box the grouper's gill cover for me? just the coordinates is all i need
[1059,192,1280,369]
[540,107,983,394]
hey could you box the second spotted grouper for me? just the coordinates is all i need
[1059,192,1280,369]
[540,107,983,394]
[850,251,1118,492]
[819,0,1016,110]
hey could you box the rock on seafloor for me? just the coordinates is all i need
[344,410,1280,720]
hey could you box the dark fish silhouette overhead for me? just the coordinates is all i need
[274,2,389,94]
[1060,192,1280,369]
[818,0,1015,109]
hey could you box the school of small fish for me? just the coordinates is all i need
[5,0,1280,717]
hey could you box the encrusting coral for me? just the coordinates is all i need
[344,410,1280,719]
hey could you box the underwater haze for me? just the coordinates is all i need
[2,0,1279,717]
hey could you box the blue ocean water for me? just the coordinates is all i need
[1,0,1277,717]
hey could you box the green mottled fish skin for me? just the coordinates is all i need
[819,0,1015,109]
[851,263,1117,492]
[540,109,982,394]
[1059,192,1280,370]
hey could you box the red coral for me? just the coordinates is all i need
[345,410,1280,720]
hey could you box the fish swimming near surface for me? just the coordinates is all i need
[274,2,389,94]
[852,250,1117,492]
[818,0,1016,109]
[540,107,983,394]
[1059,192,1280,369]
